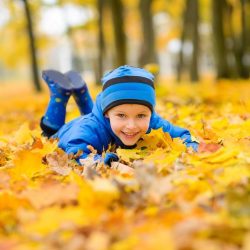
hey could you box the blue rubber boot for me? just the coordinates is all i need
[41,70,72,134]
[65,70,93,115]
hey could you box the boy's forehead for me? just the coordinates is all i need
[110,104,151,112]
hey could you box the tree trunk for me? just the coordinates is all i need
[212,0,229,78]
[190,0,199,82]
[139,0,157,66]
[239,0,249,77]
[97,0,105,83]
[177,0,190,82]
[109,0,126,67]
[22,0,41,92]
[177,0,199,82]
[226,0,249,78]
[245,0,250,75]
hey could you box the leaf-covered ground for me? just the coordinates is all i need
[0,80,250,250]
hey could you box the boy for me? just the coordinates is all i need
[40,65,198,166]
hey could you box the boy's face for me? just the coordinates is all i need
[105,104,151,146]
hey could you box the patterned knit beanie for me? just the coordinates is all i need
[101,65,155,113]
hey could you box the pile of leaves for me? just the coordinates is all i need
[0,80,250,250]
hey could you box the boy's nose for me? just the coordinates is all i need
[126,119,137,129]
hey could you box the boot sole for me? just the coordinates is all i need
[64,70,86,89]
[42,70,72,90]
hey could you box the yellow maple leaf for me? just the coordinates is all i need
[137,128,173,151]
[23,206,87,236]
[11,123,40,145]
[10,149,48,180]
[67,172,119,219]
[214,165,250,187]
[89,177,120,204]
[0,190,30,210]
[116,148,142,163]
[37,136,58,155]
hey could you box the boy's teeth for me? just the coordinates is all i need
[124,132,137,136]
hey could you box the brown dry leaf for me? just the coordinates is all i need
[87,145,97,154]
[20,182,79,209]
[31,137,43,149]
[0,148,8,167]
[198,141,222,153]
[110,162,135,175]
[0,171,10,189]
[44,148,72,176]
[85,231,110,250]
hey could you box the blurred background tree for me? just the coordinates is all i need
[138,0,158,66]
[109,0,127,67]
[177,0,200,82]
[0,0,249,90]
[22,0,41,91]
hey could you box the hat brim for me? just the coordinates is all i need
[103,99,153,113]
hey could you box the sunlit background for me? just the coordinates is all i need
[0,0,249,90]
[1,3,250,248]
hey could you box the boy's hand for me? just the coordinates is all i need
[104,152,119,166]
[187,142,199,152]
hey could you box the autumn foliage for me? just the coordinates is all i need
[0,80,250,250]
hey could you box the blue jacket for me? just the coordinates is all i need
[55,93,198,160]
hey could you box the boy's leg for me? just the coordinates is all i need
[40,70,72,137]
[64,70,93,115]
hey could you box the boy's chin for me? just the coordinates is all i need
[123,142,136,146]
[120,138,139,147]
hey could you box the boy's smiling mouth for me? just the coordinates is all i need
[121,131,139,137]
[119,131,141,145]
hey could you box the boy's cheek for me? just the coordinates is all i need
[143,120,151,132]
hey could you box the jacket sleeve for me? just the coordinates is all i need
[60,132,102,164]
[149,112,199,151]
[55,116,105,163]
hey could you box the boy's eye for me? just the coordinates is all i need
[117,113,126,118]
[137,114,146,118]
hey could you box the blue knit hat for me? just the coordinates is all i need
[101,65,156,113]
